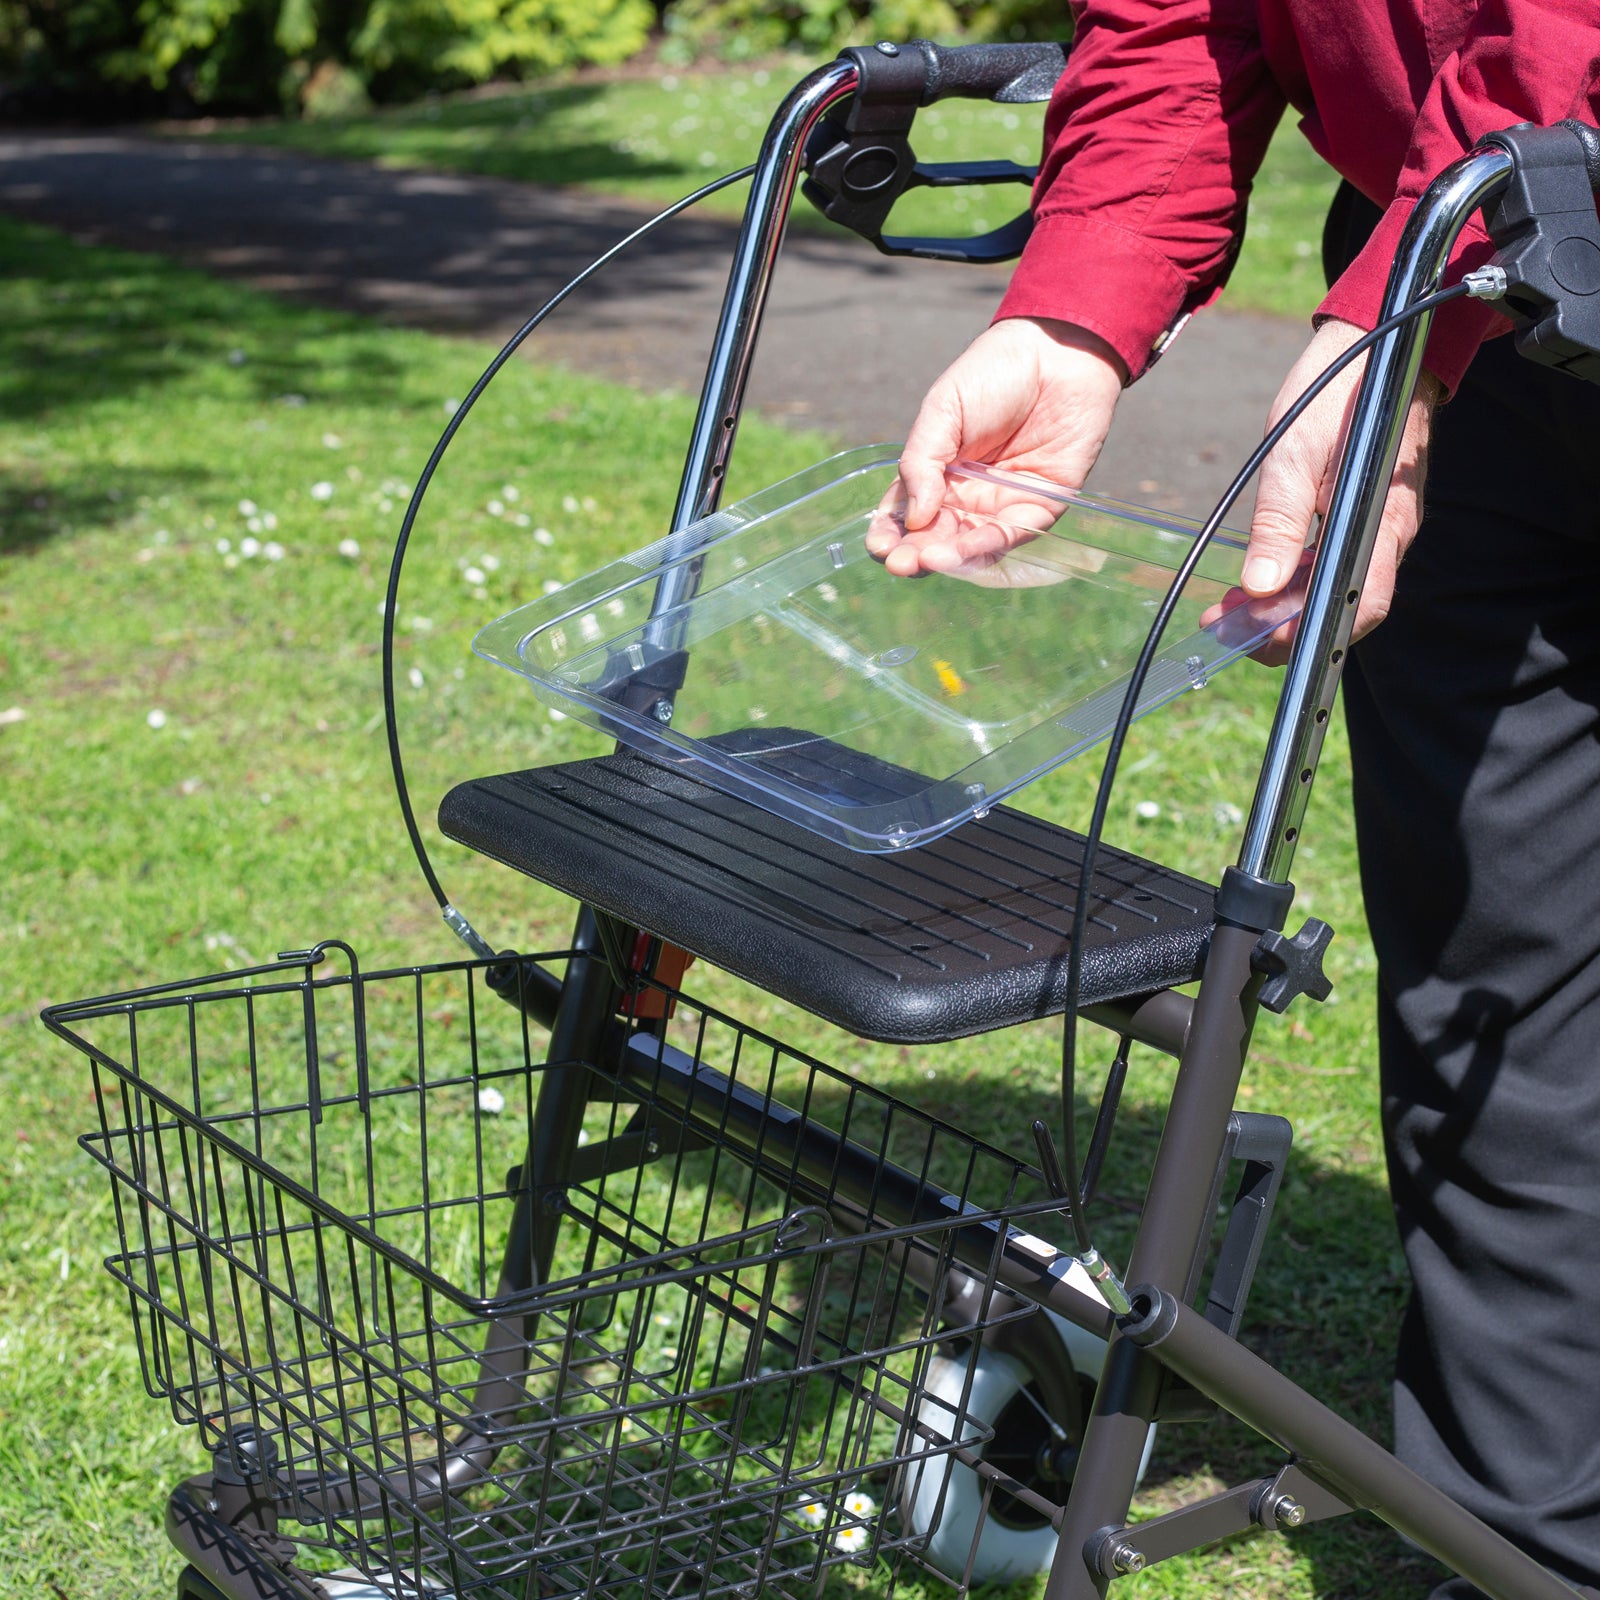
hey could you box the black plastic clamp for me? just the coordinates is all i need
[1477,121,1600,383]
[802,39,1066,264]
[1214,865,1296,933]
[1251,919,1334,1014]
[592,643,690,721]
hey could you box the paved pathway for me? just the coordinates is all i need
[0,132,1308,515]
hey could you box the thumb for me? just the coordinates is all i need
[1246,437,1323,596]
[898,394,965,530]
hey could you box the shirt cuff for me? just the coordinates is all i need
[994,212,1197,382]
[1316,196,1509,396]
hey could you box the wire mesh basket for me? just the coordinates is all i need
[48,944,1073,1600]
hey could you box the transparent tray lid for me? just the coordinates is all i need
[473,446,1299,853]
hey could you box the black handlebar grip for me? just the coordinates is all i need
[916,40,1068,105]
[838,39,1066,109]
[1557,119,1600,191]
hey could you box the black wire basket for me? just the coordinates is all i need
[47,945,1069,1600]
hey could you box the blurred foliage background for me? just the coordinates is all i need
[0,0,1070,119]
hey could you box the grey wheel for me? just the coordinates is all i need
[903,1311,1154,1584]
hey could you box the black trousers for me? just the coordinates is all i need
[1329,184,1600,1591]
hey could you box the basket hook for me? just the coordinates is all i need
[275,940,370,1120]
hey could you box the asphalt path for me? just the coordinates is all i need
[0,132,1309,516]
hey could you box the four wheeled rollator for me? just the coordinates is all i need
[43,39,1600,1600]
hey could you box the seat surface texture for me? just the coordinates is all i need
[440,749,1216,1044]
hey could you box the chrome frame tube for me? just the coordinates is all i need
[1238,147,1515,883]
[659,59,859,565]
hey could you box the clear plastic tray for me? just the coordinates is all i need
[473,446,1299,853]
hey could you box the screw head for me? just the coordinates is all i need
[1111,1542,1146,1574]
[1274,1495,1306,1528]
[649,698,674,724]
[875,39,899,54]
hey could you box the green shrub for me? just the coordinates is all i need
[353,0,653,95]
[0,0,653,113]
[0,0,1065,117]
[658,0,1069,64]
[298,57,372,117]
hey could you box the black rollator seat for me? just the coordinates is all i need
[439,741,1216,1044]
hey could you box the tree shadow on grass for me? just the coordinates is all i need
[0,214,409,424]
[0,467,213,556]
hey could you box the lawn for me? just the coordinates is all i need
[191,63,1340,321]
[0,213,1439,1600]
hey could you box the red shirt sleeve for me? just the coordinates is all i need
[994,0,1286,381]
[1318,0,1600,394]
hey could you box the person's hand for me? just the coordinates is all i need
[866,317,1126,578]
[1225,316,1440,665]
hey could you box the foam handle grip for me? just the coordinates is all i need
[914,41,1066,106]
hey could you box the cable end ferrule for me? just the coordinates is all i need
[443,905,497,960]
[1076,1247,1133,1317]
[1463,264,1508,300]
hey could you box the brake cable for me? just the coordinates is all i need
[381,165,757,958]
[1040,275,1499,1308]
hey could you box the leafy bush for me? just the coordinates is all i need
[0,0,654,114]
[353,0,653,95]
[0,0,1064,117]
[658,0,1069,64]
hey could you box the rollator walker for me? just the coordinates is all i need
[45,38,1600,1600]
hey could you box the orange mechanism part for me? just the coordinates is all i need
[618,932,696,1020]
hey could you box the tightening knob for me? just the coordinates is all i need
[1252,919,1334,1014]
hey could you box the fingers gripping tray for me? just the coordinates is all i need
[445,449,1282,1041]
[471,446,1295,853]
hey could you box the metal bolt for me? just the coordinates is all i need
[650,698,674,724]
[205,1497,221,1515]
[540,1188,567,1215]
[1273,1495,1306,1528]
[875,39,899,54]
[1110,1542,1146,1574]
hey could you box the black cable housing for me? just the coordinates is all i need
[1054,280,1470,1259]
[382,164,757,920]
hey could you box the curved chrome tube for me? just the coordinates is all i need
[1237,146,1516,884]
[665,59,860,537]
[645,56,859,656]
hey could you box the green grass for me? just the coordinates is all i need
[0,214,1443,1600]
[189,65,1339,319]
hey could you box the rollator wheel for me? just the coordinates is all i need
[902,1311,1154,1584]
[175,1569,226,1600]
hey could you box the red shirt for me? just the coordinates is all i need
[995,0,1600,392]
